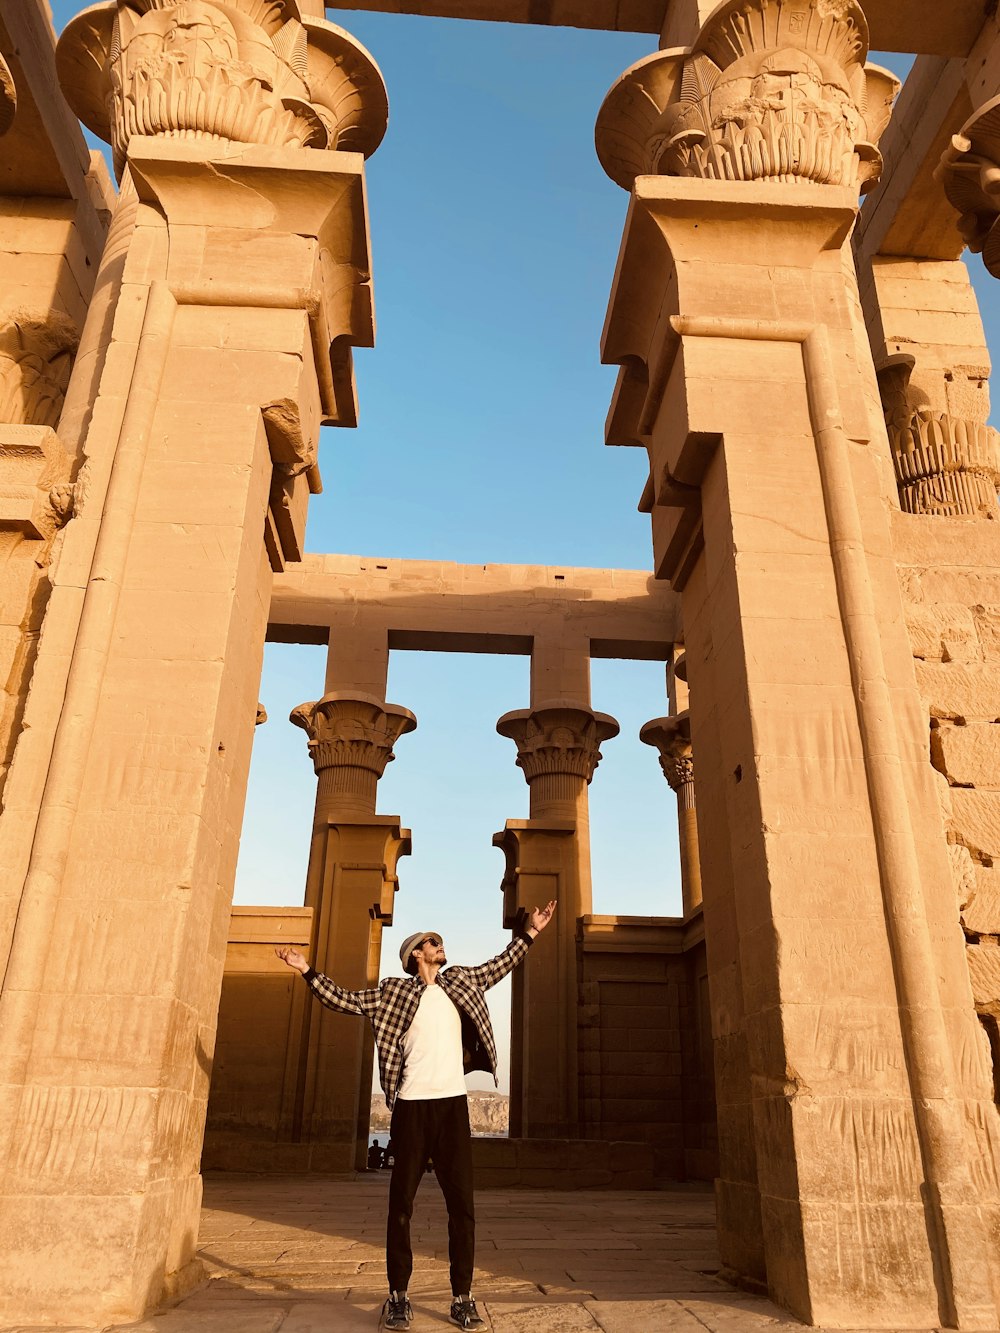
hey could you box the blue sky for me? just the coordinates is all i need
[47,6,990,1091]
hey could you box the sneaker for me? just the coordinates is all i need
[382,1290,412,1330]
[450,1294,485,1329]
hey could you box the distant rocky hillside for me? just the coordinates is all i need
[371,1090,509,1136]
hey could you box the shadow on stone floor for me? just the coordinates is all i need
[6,1175,965,1332]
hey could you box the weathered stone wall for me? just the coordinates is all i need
[894,511,1000,1101]
[0,4,114,803]
[203,908,316,1172]
[578,915,717,1181]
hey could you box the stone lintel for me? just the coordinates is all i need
[855,56,971,266]
[578,913,709,956]
[227,905,314,944]
[322,0,987,55]
[0,4,112,258]
[269,555,679,658]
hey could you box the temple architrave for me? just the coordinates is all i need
[1,0,1000,1327]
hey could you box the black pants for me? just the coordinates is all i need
[386,1094,474,1296]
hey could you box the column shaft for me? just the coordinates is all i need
[286,692,414,1169]
[496,699,617,1138]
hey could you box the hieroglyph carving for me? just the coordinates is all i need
[878,356,1000,518]
[596,0,898,193]
[0,313,78,430]
[56,0,388,180]
[497,704,620,785]
[0,53,16,136]
[290,693,416,778]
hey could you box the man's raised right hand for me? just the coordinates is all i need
[275,945,310,974]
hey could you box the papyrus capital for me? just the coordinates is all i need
[497,702,619,786]
[596,0,898,194]
[56,1,388,180]
[640,714,696,803]
[290,692,416,779]
[938,98,1000,279]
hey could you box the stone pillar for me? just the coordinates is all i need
[0,3,387,1323]
[639,712,702,916]
[596,1,999,1326]
[284,693,414,1171]
[495,700,618,1138]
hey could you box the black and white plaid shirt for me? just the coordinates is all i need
[304,934,533,1108]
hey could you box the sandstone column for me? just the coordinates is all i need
[639,711,702,916]
[597,1,999,1326]
[285,692,414,1171]
[495,668,618,1138]
[0,2,388,1322]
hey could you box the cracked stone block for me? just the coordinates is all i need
[963,866,1000,936]
[948,842,977,911]
[905,602,980,663]
[931,721,1000,788]
[915,662,1000,721]
[966,942,1000,1010]
[973,606,1000,660]
[949,789,1000,859]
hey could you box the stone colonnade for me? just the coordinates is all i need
[251,557,685,1156]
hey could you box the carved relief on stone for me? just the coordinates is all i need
[937,97,1000,280]
[0,53,16,137]
[877,355,1000,519]
[0,312,78,430]
[0,426,74,540]
[497,703,620,785]
[596,0,898,193]
[290,692,416,778]
[56,1,388,180]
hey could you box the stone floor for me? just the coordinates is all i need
[10,1173,976,1332]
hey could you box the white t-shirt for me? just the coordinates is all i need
[396,983,468,1101]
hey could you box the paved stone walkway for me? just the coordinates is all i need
[10,1173,974,1332]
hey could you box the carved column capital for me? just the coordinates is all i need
[497,703,619,804]
[0,53,16,137]
[290,692,416,815]
[640,715,696,807]
[56,1,388,180]
[938,98,1000,279]
[877,355,1000,518]
[596,0,898,194]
